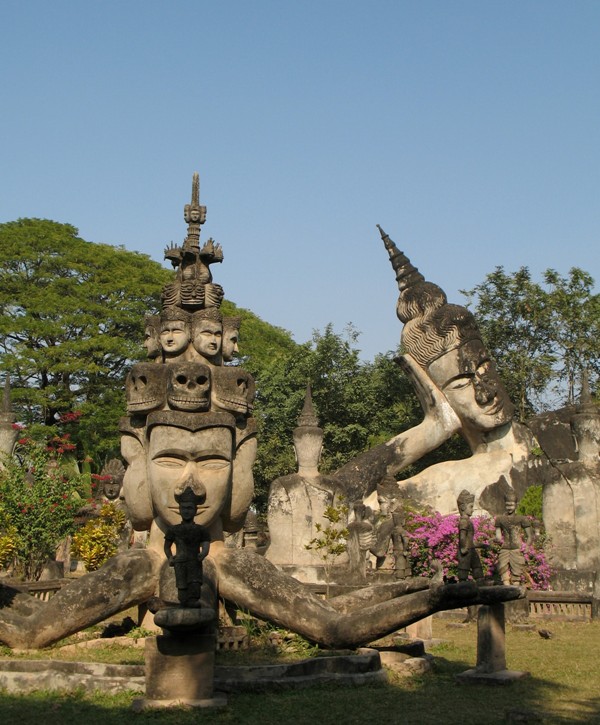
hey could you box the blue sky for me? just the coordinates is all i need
[2,1,599,361]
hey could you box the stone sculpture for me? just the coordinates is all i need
[163,483,211,608]
[266,386,347,576]
[494,490,532,586]
[0,379,19,468]
[346,501,375,581]
[0,176,523,650]
[369,481,400,571]
[376,225,534,516]
[457,489,484,582]
[98,458,125,501]
[391,510,411,579]
[222,316,241,363]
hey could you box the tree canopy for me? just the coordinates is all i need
[463,266,600,417]
[0,218,170,463]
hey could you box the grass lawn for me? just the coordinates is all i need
[1,618,599,724]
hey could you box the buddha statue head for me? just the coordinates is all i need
[379,226,514,445]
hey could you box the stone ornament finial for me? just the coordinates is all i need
[162,173,224,312]
[377,225,481,367]
[297,384,320,428]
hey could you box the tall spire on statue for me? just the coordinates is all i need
[161,173,224,311]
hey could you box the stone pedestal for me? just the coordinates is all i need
[405,615,432,641]
[456,603,529,685]
[140,632,226,709]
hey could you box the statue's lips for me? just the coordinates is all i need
[128,399,160,408]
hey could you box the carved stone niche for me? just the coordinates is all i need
[211,367,255,417]
[126,363,168,414]
[167,362,211,412]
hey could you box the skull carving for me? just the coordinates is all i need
[167,362,211,412]
[212,366,256,416]
[126,363,167,413]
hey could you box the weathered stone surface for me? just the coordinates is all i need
[0,659,145,695]
[0,648,385,695]
[144,633,216,703]
[0,549,162,649]
[476,603,506,673]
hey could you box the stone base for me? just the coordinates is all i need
[132,693,227,710]
[145,633,217,703]
[456,668,530,685]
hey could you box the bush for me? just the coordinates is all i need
[71,502,127,571]
[404,509,552,589]
[0,434,85,580]
[517,484,543,519]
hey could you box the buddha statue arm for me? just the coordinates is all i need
[0,549,162,650]
[214,548,523,649]
[333,354,461,499]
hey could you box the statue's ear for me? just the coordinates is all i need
[120,432,153,531]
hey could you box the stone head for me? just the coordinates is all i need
[159,308,191,358]
[143,315,162,361]
[222,316,242,362]
[211,366,255,417]
[126,363,168,414]
[146,411,236,532]
[379,228,514,440]
[191,308,223,363]
[504,489,517,514]
[457,489,475,516]
[167,362,211,412]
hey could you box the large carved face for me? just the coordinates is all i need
[160,320,190,356]
[147,424,233,529]
[428,339,514,432]
[126,363,167,413]
[167,362,211,412]
[222,329,240,362]
[192,318,222,362]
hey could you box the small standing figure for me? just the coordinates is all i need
[370,492,396,570]
[163,483,211,607]
[457,489,483,582]
[495,490,532,585]
[391,511,411,579]
[346,501,375,580]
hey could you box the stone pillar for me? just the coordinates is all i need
[456,601,529,684]
[476,603,506,673]
[142,632,226,708]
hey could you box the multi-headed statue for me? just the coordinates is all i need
[0,180,523,650]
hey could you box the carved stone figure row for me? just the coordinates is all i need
[143,310,241,366]
[126,360,254,417]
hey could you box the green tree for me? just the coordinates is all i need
[543,268,600,405]
[463,266,599,416]
[249,324,429,510]
[0,218,170,464]
[462,267,556,419]
[304,502,349,598]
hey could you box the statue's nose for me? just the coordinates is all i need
[474,375,496,405]
[182,474,206,502]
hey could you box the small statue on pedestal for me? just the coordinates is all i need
[495,490,532,585]
[457,489,483,582]
[391,511,411,579]
[164,482,211,608]
[346,501,375,580]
